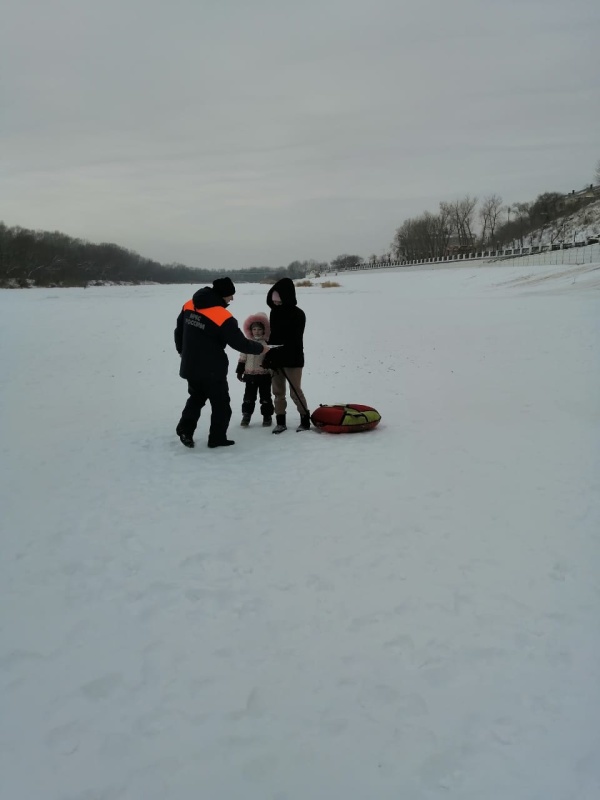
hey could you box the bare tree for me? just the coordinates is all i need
[511,202,531,248]
[441,196,478,249]
[549,214,568,246]
[459,195,478,245]
[435,202,453,254]
[479,194,503,246]
[438,201,457,251]
[392,208,452,261]
[392,218,422,262]
[330,254,363,271]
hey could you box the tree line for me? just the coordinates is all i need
[389,187,598,263]
[0,222,327,288]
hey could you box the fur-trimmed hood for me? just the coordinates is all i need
[243,311,270,340]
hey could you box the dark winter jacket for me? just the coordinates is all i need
[175,287,263,383]
[264,278,306,369]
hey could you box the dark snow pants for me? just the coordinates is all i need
[241,374,274,418]
[176,377,231,443]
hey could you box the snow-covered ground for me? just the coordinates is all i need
[1,262,599,800]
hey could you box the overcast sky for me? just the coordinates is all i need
[1,0,599,270]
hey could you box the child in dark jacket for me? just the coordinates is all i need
[236,312,274,427]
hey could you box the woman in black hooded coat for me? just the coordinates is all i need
[264,277,310,433]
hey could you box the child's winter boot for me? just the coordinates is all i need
[262,416,272,427]
[240,413,251,427]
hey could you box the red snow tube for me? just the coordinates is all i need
[310,404,381,434]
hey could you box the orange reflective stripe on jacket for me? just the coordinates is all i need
[182,300,232,327]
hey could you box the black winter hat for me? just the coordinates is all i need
[212,277,236,297]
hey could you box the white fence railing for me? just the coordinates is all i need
[335,242,600,272]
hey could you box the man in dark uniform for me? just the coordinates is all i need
[174,278,269,449]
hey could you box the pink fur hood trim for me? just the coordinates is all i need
[243,312,270,340]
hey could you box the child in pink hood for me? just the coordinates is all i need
[236,312,274,427]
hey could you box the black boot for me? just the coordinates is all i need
[179,433,195,448]
[272,414,287,434]
[207,438,235,448]
[296,414,311,432]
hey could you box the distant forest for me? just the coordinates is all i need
[0,222,327,288]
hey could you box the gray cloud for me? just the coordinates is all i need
[1,0,599,268]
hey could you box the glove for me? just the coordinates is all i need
[236,364,245,382]
[262,350,276,370]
